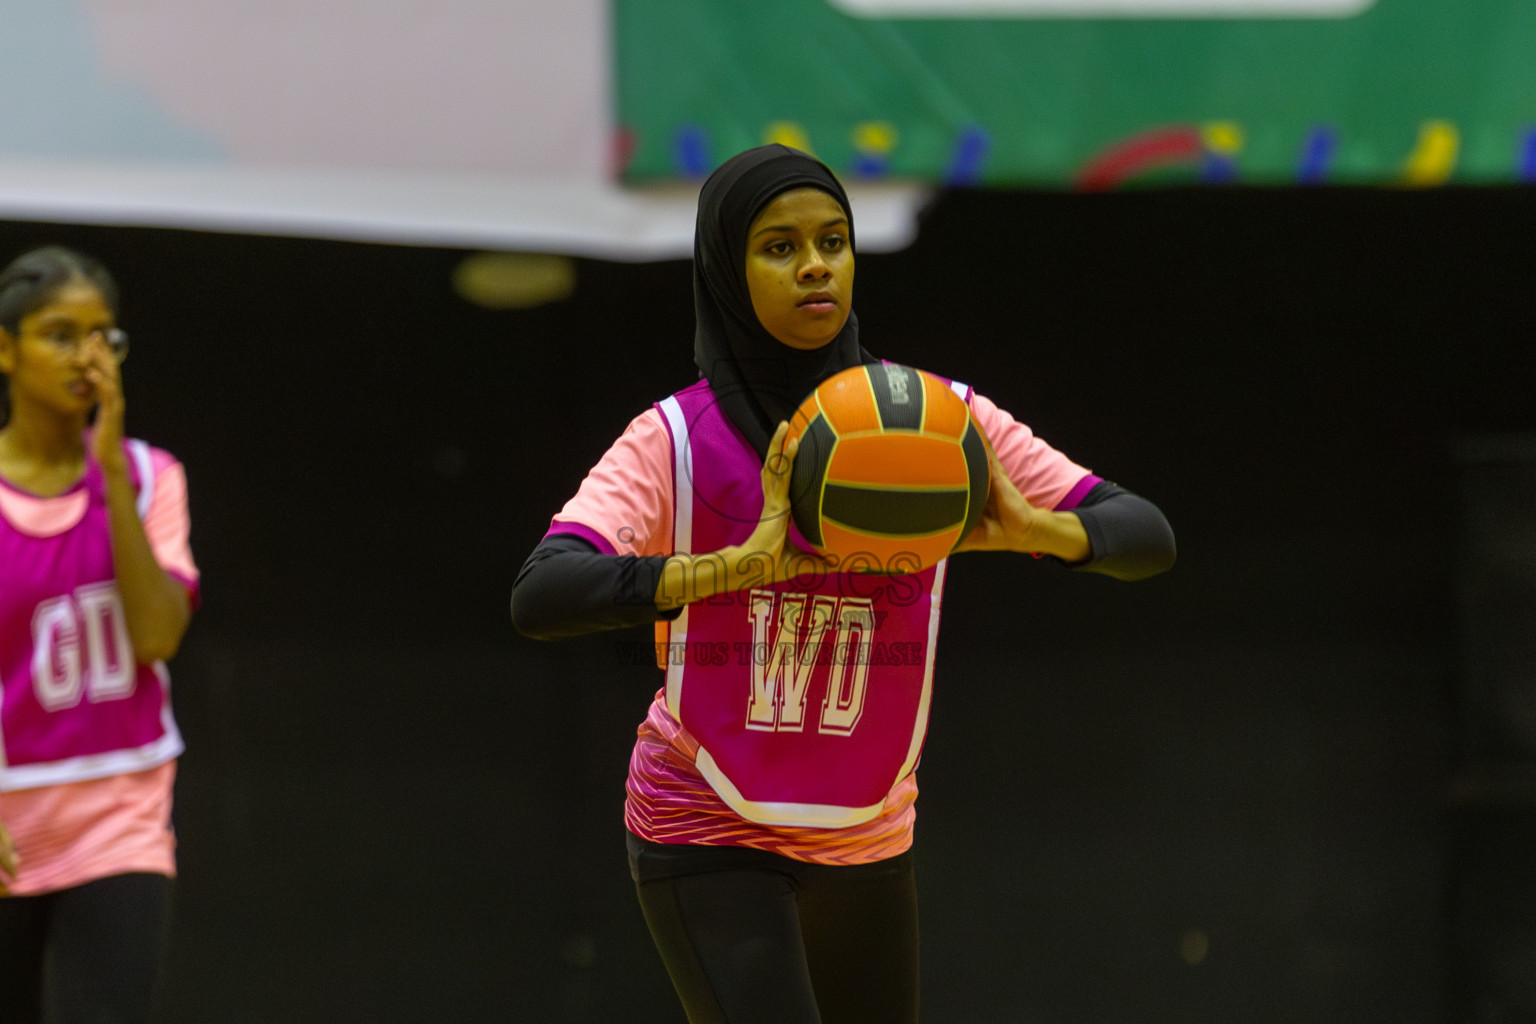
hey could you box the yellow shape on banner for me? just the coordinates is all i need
[765,122,815,154]
[1403,121,1459,186]
[1201,122,1244,156]
[853,121,899,155]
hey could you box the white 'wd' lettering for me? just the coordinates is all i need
[745,590,875,735]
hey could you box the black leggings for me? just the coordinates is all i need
[628,834,920,1024]
[0,872,172,1024]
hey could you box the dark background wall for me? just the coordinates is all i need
[3,185,1533,1023]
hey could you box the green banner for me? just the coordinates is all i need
[614,0,1536,187]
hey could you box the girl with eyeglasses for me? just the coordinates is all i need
[0,245,199,1023]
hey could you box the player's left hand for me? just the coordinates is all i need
[955,452,1092,563]
[953,451,1041,553]
[83,332,128,475]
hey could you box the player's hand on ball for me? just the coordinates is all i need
[656,422,832,609]
[955,451,1039,553]
[742,422,832,583]
[955,453,1091,562]
[756,420,797,540]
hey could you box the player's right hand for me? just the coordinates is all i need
[743,422,832,585]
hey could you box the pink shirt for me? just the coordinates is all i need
[0,440,198,895]
[548,388,1093,864]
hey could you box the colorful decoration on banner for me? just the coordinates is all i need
[1521,128,1536,182]
[1296,126,1337,184]
[765,122,816,153]
[1200,122,1244,183]
[611,126,638,180]
[946,127,991,186]
[1402,120,1459,186]
[635,116,1520,188]
[675,125,712,179]
[656,121,992,184]
[852,121,899,177]
[1074,125,1206,191]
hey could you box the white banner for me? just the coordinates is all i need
[1,1,926,256]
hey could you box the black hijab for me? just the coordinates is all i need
[693,145,877,459]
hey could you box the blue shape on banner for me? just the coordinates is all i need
[1200,153,1238,184]
[1197,123,1242,184]
[675,126,711,179]
[945,128,989,186]
[1519,128,1536,182]
[853,152,890,177]
[1297,126,1337,185]
[851,121,896,178]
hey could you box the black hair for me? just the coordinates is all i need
[0,246,120,428]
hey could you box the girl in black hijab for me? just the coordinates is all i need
[690,143,875,459]
[514,145,1174,1024]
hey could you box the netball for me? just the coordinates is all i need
[784,363,991,571]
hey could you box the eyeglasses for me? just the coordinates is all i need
[29,326,130,362]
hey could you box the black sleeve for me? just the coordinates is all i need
[510,533,680,640]
[1065,480,1177,581]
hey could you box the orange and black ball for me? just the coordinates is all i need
[785,364,990,572]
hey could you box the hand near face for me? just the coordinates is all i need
[82,332,128,474]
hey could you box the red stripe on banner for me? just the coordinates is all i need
[1075,126,1205,192]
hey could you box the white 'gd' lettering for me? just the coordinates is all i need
[31,584,136,712]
